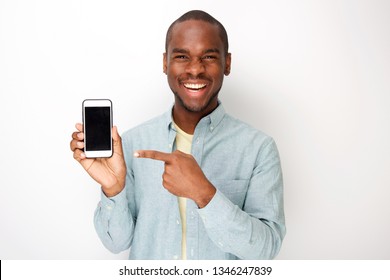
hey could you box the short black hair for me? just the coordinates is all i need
[165,10,229,55]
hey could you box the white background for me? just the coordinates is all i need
[0,0,389,259]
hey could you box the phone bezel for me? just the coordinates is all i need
[82,99,113,158]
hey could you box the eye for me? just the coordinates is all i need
[202,55,218,61]
[174,55,188,60]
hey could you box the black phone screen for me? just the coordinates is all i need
[84,106,111,151]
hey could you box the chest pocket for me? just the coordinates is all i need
[211,179,249,209]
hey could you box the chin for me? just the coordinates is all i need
[177,95,215,113]
[179,100,207,113]
[184,105,207,113]
[172,85,220,114]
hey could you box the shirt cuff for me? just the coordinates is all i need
[197,189,235,227]
[99,187,128,212]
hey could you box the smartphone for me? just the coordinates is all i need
[82,99,113,158]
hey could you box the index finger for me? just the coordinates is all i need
[75,123,83,132]
[134,150,172,162]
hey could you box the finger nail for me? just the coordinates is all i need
[133,152,140,158]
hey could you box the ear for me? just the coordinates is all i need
[163,53,167,74]
[224,53,232,76]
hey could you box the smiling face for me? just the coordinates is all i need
[163,20,231,117]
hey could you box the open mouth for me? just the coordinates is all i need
[183,83,207,91]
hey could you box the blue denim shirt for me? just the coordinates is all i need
[94,104,285,259]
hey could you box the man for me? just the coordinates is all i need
[70,10,285,260]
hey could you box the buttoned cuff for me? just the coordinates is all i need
[197,189,235,226]
[99,187,128,212]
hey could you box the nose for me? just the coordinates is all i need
[185,58,205,77]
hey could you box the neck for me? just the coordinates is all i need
[172,101,218,135]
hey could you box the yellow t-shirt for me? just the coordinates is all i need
[173,123,193,260]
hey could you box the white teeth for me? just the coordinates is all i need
[184,83,206,89]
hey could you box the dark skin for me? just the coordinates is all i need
[164,20,231,134]
[70,20,232,208]
[70,125,126,197]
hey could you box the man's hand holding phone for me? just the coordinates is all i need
[70,124,126,197]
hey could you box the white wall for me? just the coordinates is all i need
[1,0,389,259]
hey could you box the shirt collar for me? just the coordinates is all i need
[208,101,225,129]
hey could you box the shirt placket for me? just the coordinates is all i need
[166,123,184,259]
[185,118,209,259]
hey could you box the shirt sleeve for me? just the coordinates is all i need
[197,138,286,259]
[93,184,135,254]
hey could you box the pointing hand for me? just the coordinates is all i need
[134,150,216,208]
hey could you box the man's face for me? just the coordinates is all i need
[164,20,231,114]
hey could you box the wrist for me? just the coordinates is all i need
[102,183,124,198]
[195,181,216,208]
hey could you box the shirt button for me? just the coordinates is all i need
[106,206,112,210]
[173,255,178,260]
[210,126,214,131]
[176,219,180,225]
[168,144,172,148]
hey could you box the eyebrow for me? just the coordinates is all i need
[172,48,189,54]
[204,48,220,54]
[171,48,221,54]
